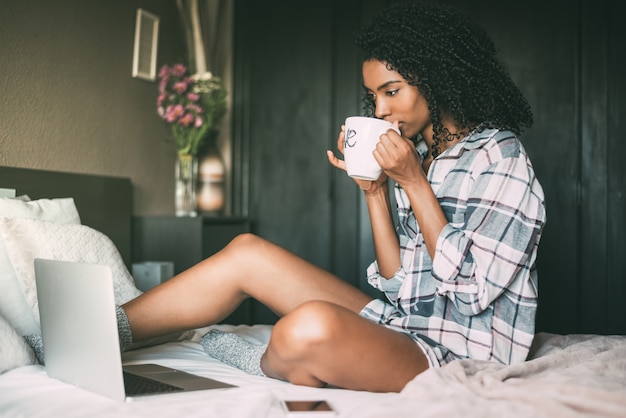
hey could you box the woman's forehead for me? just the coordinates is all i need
[362,60,406,90]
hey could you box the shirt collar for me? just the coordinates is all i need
[437,128,498,159]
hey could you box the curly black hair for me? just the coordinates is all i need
[355,1,533,156]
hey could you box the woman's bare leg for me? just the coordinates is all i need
[122,233,372,341]
[262,300,429,392]
[122,233,427,392]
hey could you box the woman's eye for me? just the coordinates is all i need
[386,89,399,97]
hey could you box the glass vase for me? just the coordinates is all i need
[175,153,198,217]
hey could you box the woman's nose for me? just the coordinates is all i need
[374,99,389,119]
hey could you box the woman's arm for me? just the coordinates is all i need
[373,130,447,259]
[363,182,400,278]
[327,126,401,279]
[394,173,447,259]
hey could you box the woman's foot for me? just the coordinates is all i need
[200,329,266,376]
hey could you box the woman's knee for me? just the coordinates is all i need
[225,232,263,251]
[270,301,344,359]
[220,233,268,262]
[263,301,343,386]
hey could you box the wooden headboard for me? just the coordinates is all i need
[0,166,133,266]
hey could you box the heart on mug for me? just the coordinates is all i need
[345,128,357,148]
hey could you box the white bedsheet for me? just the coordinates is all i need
[0,324,385,418]
[1,326,625,418]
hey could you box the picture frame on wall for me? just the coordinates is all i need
[132,8,159,81]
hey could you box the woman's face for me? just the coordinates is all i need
[362,59,432,140]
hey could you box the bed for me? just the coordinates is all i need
[1,166,625,418]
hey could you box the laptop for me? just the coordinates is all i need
[34,258,235,402]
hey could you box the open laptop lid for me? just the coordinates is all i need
[35,258,127,401]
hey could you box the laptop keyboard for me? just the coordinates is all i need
[123,371,184,396]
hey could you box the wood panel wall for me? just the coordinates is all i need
[232,0,626,334]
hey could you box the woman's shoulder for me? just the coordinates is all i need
[462,128,523,161]
[437,128,532,179]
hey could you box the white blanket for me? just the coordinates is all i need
[352,333,626,418]
[1,328,624,418]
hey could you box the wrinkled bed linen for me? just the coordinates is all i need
[351,333,626,418]
[1,327,624,418]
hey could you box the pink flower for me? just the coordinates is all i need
[187,92,200,102]
[165,104,184,122]
[185,104,203,114]
[194,116,203,128]
[158,78,168,94]
[157,93,167,107]
[171,64,187,77]
[173,81,188,94]
[158,65,170,78]
[178,113,195,127]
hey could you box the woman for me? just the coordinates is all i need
[121,1,546,393]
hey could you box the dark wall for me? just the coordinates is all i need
[233,0,626,334]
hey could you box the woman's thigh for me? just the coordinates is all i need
[186,233,373,316]
[262,300,429,393]
[124,234,373,339]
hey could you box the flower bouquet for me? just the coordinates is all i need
[157,63,227,156]
[157,63,227,216]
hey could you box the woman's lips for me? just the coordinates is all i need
[397,122,405,135]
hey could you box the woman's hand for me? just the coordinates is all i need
[374,127,425,187]
[327,125,389,192]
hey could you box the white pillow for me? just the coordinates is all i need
[0,218,142,330]
[0,197,81,224]
[0,197,81,335]
[0,313,37,374]
[0,244,37,335]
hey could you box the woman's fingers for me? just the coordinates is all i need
[377,130,415,164]
[327,150,382,192]
[328,125,347,170]
[327,150,346,171]
[374,129,401,164]
[337,125,346,154]
[374,130,423,184]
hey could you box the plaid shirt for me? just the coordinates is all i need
[361,128,546,366]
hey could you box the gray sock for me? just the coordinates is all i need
[24,305,133,365]
[116,305,133,352]
[23,333,45,365]
[201,329,267,376]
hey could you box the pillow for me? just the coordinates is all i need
[0,197,81,224]
[0,217,143,330]
[0,245,38,335]
[0,197,81,335]
[0,313,37,373]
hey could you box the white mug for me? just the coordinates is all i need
[343,116,398,180]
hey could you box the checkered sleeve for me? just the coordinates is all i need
[366,261,405,299]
